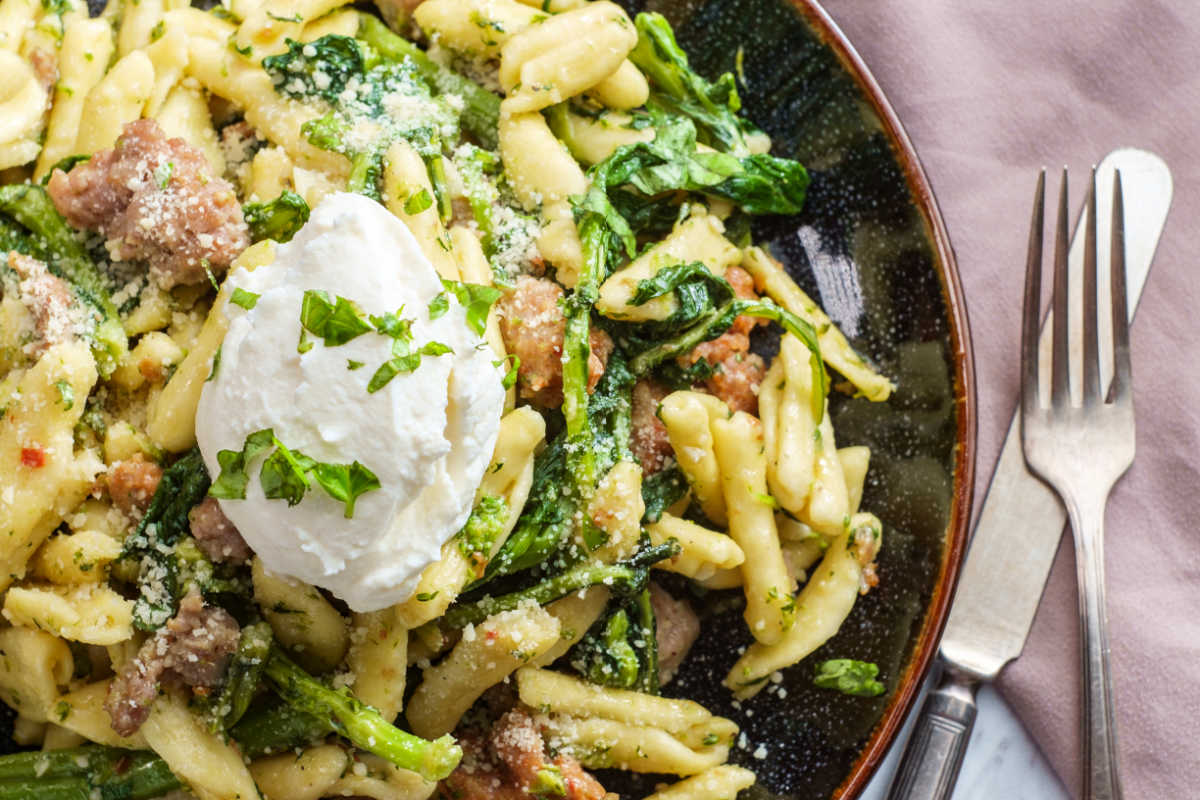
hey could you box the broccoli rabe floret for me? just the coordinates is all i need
[242,190,310,243]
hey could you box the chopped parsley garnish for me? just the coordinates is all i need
[230,287,260,310]
[300,289,373,346]
[493,354,520,390]
[367,340,452,393]
[440,279,501,336]
[427,292,449,321]
[404,188,434,215]
[54,379,74,410]
[813,659,885,697]
[347,359,365,370]
[209,428,381,518]
[154,160,174,189]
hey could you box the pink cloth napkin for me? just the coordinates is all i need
[817,1,1200,796]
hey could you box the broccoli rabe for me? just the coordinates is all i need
[813,659,886,697]
[0,747,181,800]
[264,647,462,781]
[242,190,310,243]
[263,35,370,105]
[572,587,659,693]
[0,184,127,375]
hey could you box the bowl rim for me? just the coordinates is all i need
[782,1,979,796]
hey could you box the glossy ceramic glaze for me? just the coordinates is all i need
[605,1,977,798]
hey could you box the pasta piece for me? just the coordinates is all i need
[597,214,741,322]
[31,530,122,585]
[586,460,644,563]
[54,680,150,749]
[250,744,349,800]
[0,50,48,169]
[765,336,816,515]
[382,140,460,281]
[0,0,38,52]
[644,513,744,582]
[741,246,893,401]
[0,628,73,723]
[839,445,871,516]
[147,240,276,452]
[41,724,86,751]
[711,411,795,645]
[551,107,653,165]
[75,50,155,155]
[396,406,544,628]
[291,165,339,209]
[804,394,849,538]
[253,557,349,674]
[154,83,226,175]
[10,716,44,747]
[406,602,559,739]
[587,58,650,110]
[512,0,584,11]
[516,668,737,746]
[0,341,103,591]
[725,513,883,698]
[299,7,359,40]
[323,753,435,800]
[346,607,408,721]
[234,0,353,57]
[186,36,348,176]
[413,0,544,60]
[530,586,610,668]
[162,6,236,42]
[143,24,190,117]
[694,567,741,590]
[540,716,729,776]
[141,691,260,800]
[118,0,166,56]
[497,112,586,285]
[498,2,637,115]
[641,765,757,800]
[3,583,134,645]
[658,390,727,526]
[248,146,295,202]
[450,225,514,408]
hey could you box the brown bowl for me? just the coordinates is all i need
[610,1,977,797]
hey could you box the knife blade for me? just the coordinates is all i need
[885,148,1173,800]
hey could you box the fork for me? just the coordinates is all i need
[1020,167,1134,800]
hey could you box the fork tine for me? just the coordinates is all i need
[1081,168,1101,404]
[1109,169,1132,403]
[1050,168,1071,407]
[1021,169,1046,417]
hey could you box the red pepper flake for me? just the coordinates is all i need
[485,630,499,642]
[20,447,45,468]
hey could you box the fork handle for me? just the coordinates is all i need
[1069,498,1124,800]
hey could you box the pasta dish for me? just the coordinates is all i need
[0,0,895,797]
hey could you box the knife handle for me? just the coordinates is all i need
[885,669,978,800]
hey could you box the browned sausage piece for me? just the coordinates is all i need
[188,497,252,564]
[46,118,248,290]
[630,378,673,475]
[497,275,611,408]
[6,252,82,357]
[650,581,700,686]
[106,457,164,518]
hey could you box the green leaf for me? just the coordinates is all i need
[311,461,382,518]
[493,354,520,390]
[300,289,373,346]
[366,340,451,393]
[230,288,260,310]
[640,465,687,523]
[347,359,365,370]
[54,379,74,411]
[259,437,316,506]
[154,161,174,189]
[262,35,367,104]
[427,292,449,320]
[813,659,885,697]
[440,279,501,336]
[209,429,275,500]
[243,191,310,244]
[403,188,433,215]
[369,310,414,343]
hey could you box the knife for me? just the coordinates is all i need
[885,148,1173,800]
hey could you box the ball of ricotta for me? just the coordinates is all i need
[196,193,504,611]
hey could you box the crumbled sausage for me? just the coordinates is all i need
[27,47,57,94]
[188,497,252,564]
[650,581,700,686]
[441,710,607,800]
[497,276,611,407]
[7,252,84,357]
[630,379,673,475]
[106,457,163,518]
[105,590,240,736]
[677,266,767,414]
[46,119,248,290]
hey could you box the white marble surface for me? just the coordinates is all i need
[859,677,1070,800]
